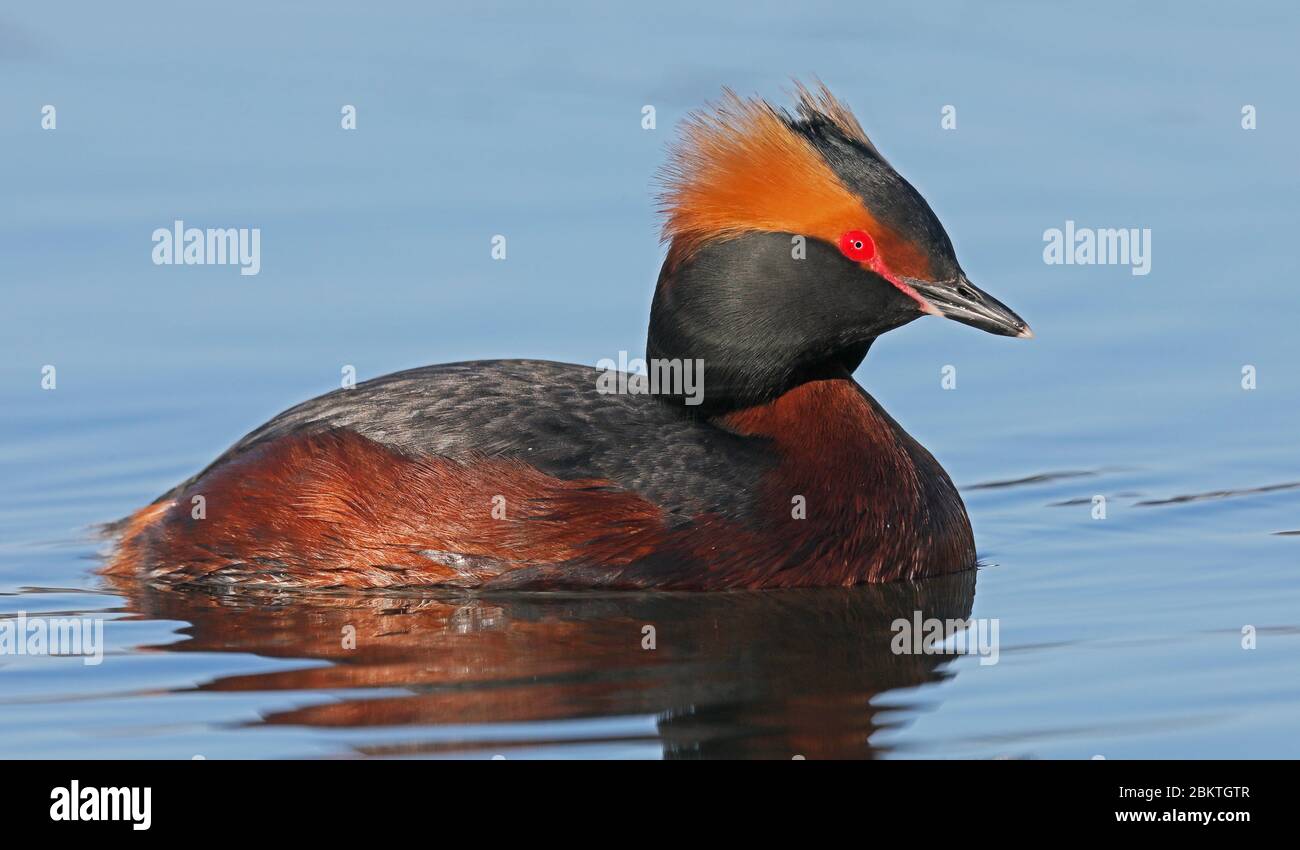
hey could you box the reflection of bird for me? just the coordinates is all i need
[108,568,976,759]
[106,83,1029,590]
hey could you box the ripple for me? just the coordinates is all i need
[1135,481,1300,507]
[966,470,1100,490]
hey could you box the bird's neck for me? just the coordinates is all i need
[645,290,874,418]
[645,238,892,416]
[644,328,873,416]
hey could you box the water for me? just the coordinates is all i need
[2,1,1298,759]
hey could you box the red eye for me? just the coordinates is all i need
[838,230,876,262]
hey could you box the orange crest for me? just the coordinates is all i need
[657,83,934,280]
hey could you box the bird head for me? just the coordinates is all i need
[647,83,1030,411]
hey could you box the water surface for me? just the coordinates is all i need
[2,1,1298,758]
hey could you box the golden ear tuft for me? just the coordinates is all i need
[656,87,869,265]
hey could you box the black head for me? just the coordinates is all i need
[648,83,1030,414]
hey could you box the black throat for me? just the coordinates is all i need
[645,232,916,416]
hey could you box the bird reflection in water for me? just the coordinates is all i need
[107,568,976,759]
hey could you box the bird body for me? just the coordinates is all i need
[106,84,1029,590]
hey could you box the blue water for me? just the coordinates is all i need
[2,1,1298,758]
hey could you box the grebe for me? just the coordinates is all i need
[106,83,1030,590]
